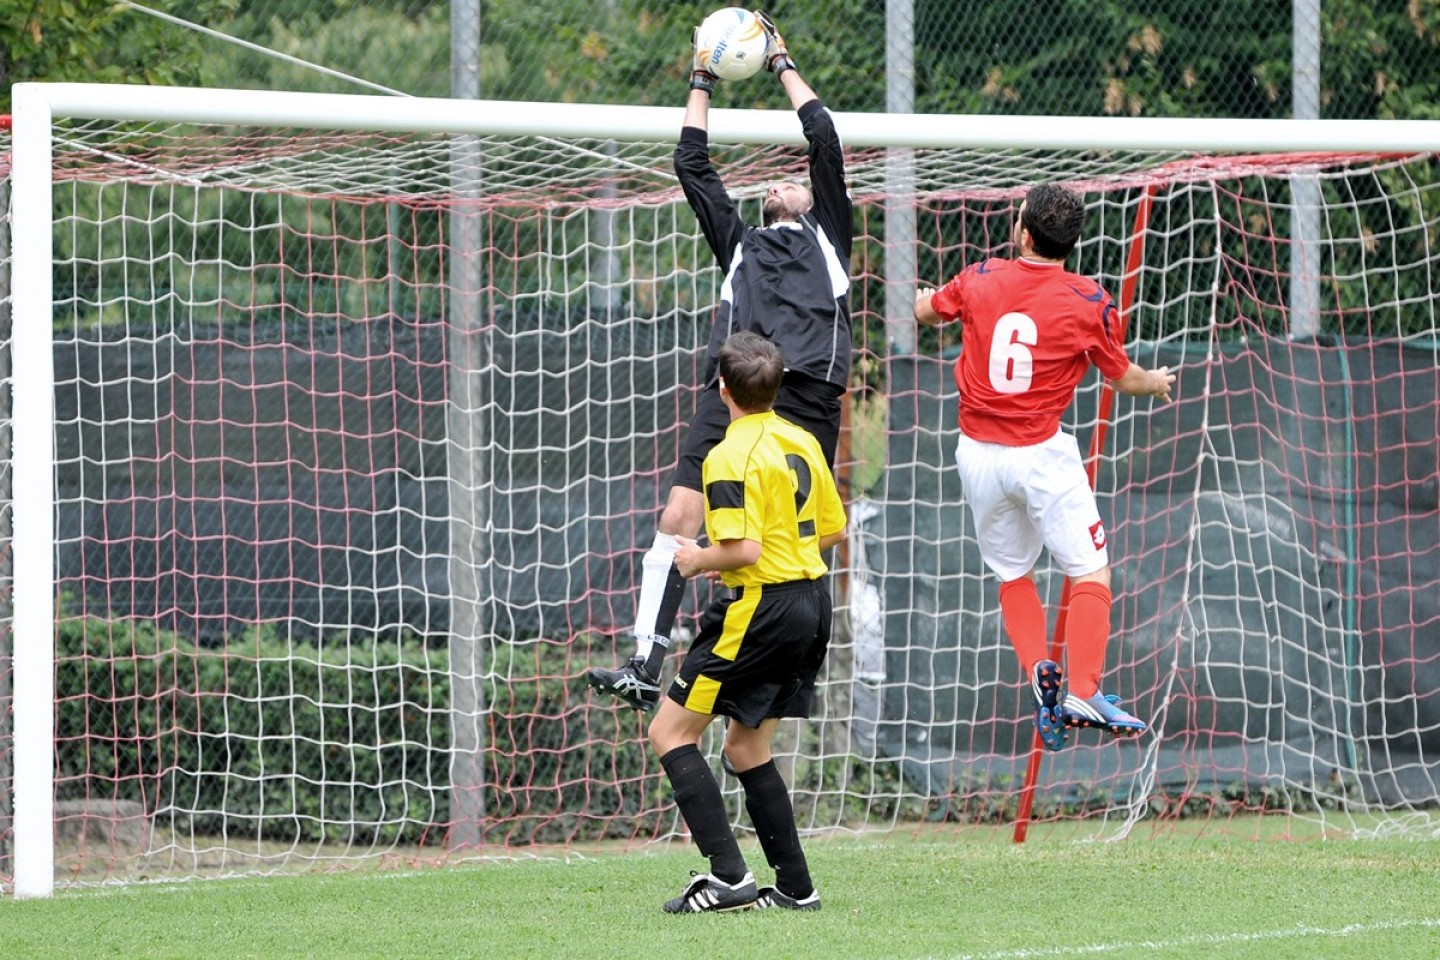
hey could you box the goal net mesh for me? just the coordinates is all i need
[1,110,1437,884]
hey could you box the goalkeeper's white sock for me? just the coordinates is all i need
[633,532,681,661]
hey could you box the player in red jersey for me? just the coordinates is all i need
[914,183,1175,750]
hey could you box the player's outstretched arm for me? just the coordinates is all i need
[675,25,746,265]
[683,85,711,130]
[758,11,849,256]
[684,24,718,128]
[688,24,719,101]
[756,10,816,109]
[778,65,818,109]
[1111,362,1176,402]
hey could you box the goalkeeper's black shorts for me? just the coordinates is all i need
[671,372,842,493]
[667,578,831,727]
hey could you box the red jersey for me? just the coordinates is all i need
[930,257,1131,446]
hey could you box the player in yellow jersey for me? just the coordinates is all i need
[647,331,846,914]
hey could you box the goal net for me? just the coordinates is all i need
[3,85,1438,893]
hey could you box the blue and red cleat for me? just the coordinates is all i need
[1062,691,1147,737]
[1031,659,1068,752]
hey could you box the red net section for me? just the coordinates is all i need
[3,122,1438,886]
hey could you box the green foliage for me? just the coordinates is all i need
[1323,0,1440,121]
[50,613,675,847]
[54,615,451,847]
[53,181,450,334]
[483,633,669,844]
[1148,771,1365,819]
[791,750,931,825]
[45,610,1416,861]
[198,3,452,96]
[915,0,1291,118]
[0,0,227,113]
[844,388,888,497]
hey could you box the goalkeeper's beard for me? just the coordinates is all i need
[763,196,794,226]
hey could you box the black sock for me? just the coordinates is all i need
[642,563,688,678]
[660,744,747,883]
[737,759,812,898]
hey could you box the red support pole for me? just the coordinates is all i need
[1012,183,1156,843]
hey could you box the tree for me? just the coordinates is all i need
[1322,0,1440,121]
[196,4,452,97]
[914,0,1293,118]
[0,0,224,114]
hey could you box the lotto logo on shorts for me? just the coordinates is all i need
[1089,521,1106,550]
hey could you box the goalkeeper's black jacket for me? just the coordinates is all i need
[673,98,853,390]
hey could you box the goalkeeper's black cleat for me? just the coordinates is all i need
[755,886,821,911]
[1030,658,1068,752]
[662,871,758,913]
[586,656,661,711]
[1062,691,1147,737]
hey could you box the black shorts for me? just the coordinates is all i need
[667,579,832,726]
[671,373,844,493]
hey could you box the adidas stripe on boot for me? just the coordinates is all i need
[755,886,821,911]
[662,872,758,914]
[1062,691,1147,737]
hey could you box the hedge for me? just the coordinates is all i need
[53,616,675,847]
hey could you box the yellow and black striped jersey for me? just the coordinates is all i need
[702,410,847,589]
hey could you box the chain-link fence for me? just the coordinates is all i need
[6,1,1439,119]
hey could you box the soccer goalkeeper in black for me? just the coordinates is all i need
[587,10,854,711]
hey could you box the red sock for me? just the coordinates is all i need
[997,578,1048,674]
[1065,581,1112,698]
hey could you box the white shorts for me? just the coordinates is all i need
[953,429,1109,582]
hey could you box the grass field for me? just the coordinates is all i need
[5,823,1439,960]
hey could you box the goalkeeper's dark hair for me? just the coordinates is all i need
[1022,183,1085,260]
[718,332,784,411]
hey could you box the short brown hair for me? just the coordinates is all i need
[1022,184,1085,260]
[717,331,784,411]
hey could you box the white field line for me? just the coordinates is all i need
[924,917,1440,960]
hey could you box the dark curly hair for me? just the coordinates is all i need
[1022,183,1085,260]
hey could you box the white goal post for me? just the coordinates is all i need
[7,82,1440,898]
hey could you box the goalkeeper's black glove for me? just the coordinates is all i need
[689,26,719,95]
[755,10,796,76]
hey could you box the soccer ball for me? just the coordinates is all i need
[695,7,768,81]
